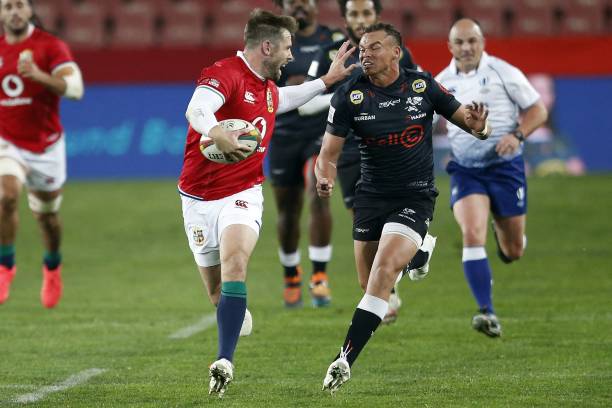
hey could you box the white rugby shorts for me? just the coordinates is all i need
[181,184,263,267]
[0,136,66,191]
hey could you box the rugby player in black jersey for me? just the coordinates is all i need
[306,0,426,324]
[270,0,345,308]
[315,23,491,393]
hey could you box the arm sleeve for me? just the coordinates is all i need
[325,89,352,137]
[277,78,326,115]
[428,76,462,120]
[497,62,541,109]
[185,86,224,135]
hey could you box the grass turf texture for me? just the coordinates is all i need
[1,176,611,406]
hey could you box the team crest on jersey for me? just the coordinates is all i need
[332,32,345,42]
[412,79,426,93]
[190,226,205,247]
[350,90,364,105]
[266,88,274,112]
[328,49,338,61]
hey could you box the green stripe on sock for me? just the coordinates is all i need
[221,281,247,298]
[0,245,15,256]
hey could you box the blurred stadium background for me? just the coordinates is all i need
[0,0,608,178]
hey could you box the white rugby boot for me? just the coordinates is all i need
[208,358,234,398]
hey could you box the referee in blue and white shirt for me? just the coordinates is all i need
[436,18,548,338]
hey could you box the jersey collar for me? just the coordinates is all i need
[236,51,266,82]
[450,51,491,77]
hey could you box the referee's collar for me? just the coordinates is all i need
[450,51,490,77]
[236,51,266,82]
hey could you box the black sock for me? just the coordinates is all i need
[283,265,299,278]
[334,308,382,367]
[407,249,428,270]
[312,260,327,274]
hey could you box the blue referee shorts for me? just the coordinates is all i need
[446,156,527,217]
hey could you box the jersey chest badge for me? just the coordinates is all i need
[412,79,426,93]
[350,90,364,105]
[266,88,274,112]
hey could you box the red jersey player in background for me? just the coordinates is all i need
[0,0,84,308]
[179,9,355,398]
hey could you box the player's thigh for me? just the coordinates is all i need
[272,184,304,217]
[181,196,223,268]
[487,159,528,218]
[367,233,419,299]
[453,194,491,246]
[354,240,378,290]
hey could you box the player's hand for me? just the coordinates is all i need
[316,177,334,198]
[495,133,521,156]
[465,101,490,139]
[208,125,252,163]
[320,41,358,88]
[17,59,44,82]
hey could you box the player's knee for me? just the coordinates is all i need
[28,193,62,214]
[371,259,399,285]
[461,225,486,245]
[220,252,249,279]
[0,193,19,214]
[505,241,524,260]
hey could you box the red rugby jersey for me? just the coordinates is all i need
[0,27,74,153]
[179,53,280,200]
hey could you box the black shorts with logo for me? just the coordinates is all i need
[352,189,437,242]
[269,134,322,186]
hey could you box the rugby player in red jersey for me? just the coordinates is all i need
[0,0,84,308]
[178,9,356,397]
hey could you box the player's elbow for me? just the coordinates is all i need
[63,67,84,100]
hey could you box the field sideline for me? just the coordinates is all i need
[1,175,611,407]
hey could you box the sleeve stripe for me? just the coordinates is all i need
[196,85,226,103]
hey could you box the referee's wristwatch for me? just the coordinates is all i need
[511,129,525,142]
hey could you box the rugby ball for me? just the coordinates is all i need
[200,119,261,164]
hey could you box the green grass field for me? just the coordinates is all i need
[1,175,611,407]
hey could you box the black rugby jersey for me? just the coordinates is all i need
[273,25,344,142]
[326,69,461,197]
[310,39,418,166]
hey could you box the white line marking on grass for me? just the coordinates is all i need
[13,368,107,404]
[0,385,37,389]
[169,313,217,339]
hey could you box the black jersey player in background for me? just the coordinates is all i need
[270,0,345,308]
[314,23,491,393]
[305,0,430,324]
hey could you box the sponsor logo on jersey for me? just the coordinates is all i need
[244,91,256,104]
[328,49,339,61]
[191,226,205,246]
[204,78,220,88]
[412,79,426,93]
[235,200,249,209]
[406,96,423,106]
[266,88,274,112]
[350,90,364,105]
[362,124,424,149]
[300,45,321,53]
[402,208,416,215]
[379,98,401,108]
[332,32,345,42]
[354,113,376,121]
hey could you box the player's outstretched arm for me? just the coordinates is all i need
[315,132,345,198]
[449,101,491,140]
[18,59,84,100]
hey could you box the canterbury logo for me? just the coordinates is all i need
[235,200,248,209]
